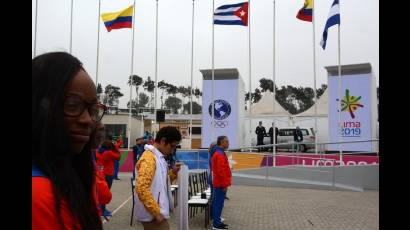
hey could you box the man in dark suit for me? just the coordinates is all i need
[255,121,266,152]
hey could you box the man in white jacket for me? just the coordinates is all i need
[134,126,182,230]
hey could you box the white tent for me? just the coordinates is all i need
[249,91,291,117]
[294,89,329,117]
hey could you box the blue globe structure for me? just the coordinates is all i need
[208,99,231,120]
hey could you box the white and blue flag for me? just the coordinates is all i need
[320,0,340,49]
[214,2,249,26]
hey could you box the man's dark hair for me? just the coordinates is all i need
[32,52,102,230]
[155,126,182,144]
[217,135,228,145]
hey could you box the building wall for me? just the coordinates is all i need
[101,114,143,147]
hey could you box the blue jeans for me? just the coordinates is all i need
[212,187,226,227]
[114,160,119,179]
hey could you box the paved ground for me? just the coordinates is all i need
[103,172,378,230]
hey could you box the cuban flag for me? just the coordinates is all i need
[320,0,340,49]
[214,2,249,26]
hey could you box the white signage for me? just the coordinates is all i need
[202,79,238,148]
[328,74,372,151]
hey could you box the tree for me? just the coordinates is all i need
[259,78,273,92]
[251,88,262,103]
[128,74,143,105]
[164,96,182,114]
[178,86,192,106]
[104,84,123,106]
[294,86,314,112]
[97,83,103,95]
[275,85,297,114]
[166,83,178,96]
[193,88,202,102]
[138,92,149,108]
[127,92,150,117]
[316,84,327,98]
[97,83,103,102]
[158,80,168,108]
[143,76,155,107]
[183,101,202,114]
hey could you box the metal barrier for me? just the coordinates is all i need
[177,139,379,191]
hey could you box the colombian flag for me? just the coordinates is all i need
[101,5,133,32]
[296,0,313,22]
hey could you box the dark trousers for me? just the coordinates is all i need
[114,160,120,179]
[257,136,264,152]
[105,175,113,189]
[212,187,226,227]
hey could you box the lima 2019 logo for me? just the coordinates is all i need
[208,99,231,121]
[341,89,364,119]
[339,89,364,137]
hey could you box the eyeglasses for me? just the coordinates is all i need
[64,95,107,122]
[169,143,179,149]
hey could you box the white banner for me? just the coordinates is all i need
[202,79,238,148]
[328,74,372,151]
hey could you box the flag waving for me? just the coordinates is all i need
[320,0,340,49]
[296,0,313,22]
[214,2,249,26]
[101,5,134,32]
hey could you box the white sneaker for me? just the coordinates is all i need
[221,217,225,222]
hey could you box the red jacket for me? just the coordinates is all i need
[95,167,112,205]
[32,177,81,230]
[211,147,232,188]
[114,139,123,150]
[95,149,120,176]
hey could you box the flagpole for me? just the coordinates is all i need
[96,0,101,86]
[248,0,252,148]
[154,0,159,126]
[189,0,195,149]
[69,0,74,53]
[312,0,318,154]
[338,25,342,163]
[272,0,276,167]
[34,0,39,57]
[128,1,137,151]
[211,0,215,147]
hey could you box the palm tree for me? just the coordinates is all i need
[128,75,143,110]
[158,80,168,109]
[143,76,155,108]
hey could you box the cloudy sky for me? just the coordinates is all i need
[32,0,378,108]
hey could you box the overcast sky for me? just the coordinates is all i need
[32,0,379,108]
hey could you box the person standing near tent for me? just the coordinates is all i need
[255,121,266,152]
[294,126,304,152]
[268,123,279,151]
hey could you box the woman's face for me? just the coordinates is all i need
[64,69,97,154]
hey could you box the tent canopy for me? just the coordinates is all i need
[249,91,291,117]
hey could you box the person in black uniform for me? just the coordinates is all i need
[255,121,266,152]
[268,123,279,151]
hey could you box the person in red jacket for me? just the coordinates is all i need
[95,140,120,216]
[32,52,103,230]
[211,136,232,230]
[90,120,112,218]
[112,135,123,180]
